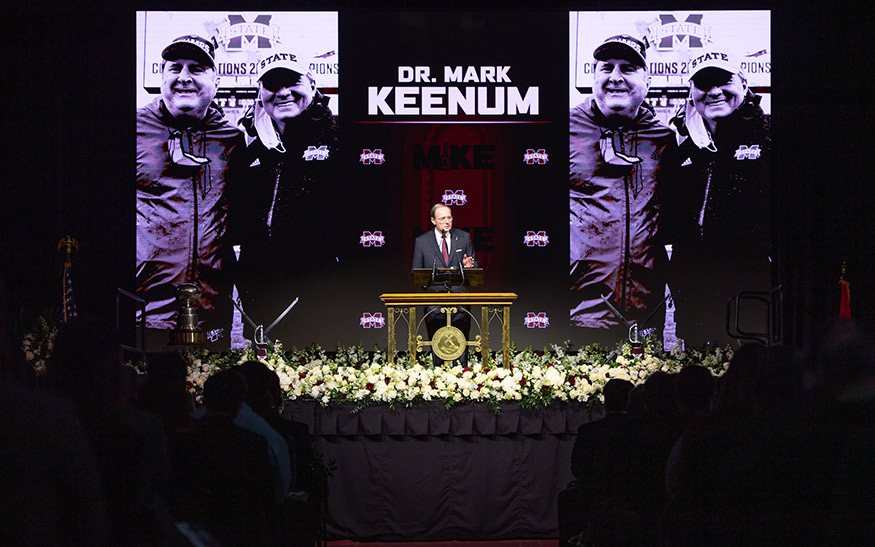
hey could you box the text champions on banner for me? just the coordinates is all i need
[368,65,539,117]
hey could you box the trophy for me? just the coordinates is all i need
[168,283,206,346]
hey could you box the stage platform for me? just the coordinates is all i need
[328,540,559,547]
[285,400,602,541]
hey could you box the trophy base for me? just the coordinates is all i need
[168,328,207,346]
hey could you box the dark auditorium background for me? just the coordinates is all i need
[1,1,873,353]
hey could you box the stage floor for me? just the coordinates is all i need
[328,540,559,547]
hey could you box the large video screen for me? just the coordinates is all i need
[569,11,771,348]
[136,10,770,352]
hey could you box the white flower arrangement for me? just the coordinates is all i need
[20,310,60,377]
[176,337,732,411]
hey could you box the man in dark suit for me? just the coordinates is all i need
[412,203,477,366]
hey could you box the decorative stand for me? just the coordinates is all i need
[600,292,669,358]
[229,295,299,357]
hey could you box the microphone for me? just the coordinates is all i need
[458,252,466,286]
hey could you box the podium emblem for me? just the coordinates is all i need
[432,325,466,361]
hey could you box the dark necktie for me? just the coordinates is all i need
[441,234,449,265]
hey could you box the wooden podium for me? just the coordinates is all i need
[379,292,518,367]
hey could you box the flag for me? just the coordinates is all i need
[58,236,79,324]
[839,278,851,318]
[63,260,78,323]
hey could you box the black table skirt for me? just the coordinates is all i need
[284,400,603,541]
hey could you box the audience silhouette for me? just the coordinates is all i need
[3,274,874,547]
[237,360,323,547]
[560,379,639,546]
[560,319,875,547]
[48,318,181,546]
[174,367,281,546]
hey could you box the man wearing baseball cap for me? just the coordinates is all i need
[136,34,241,346]
[663,46,771,346]
[227,51,340,342]
[157,35,220,122]
[569,34,675,329]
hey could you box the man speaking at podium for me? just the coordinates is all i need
[412,204,477,366]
